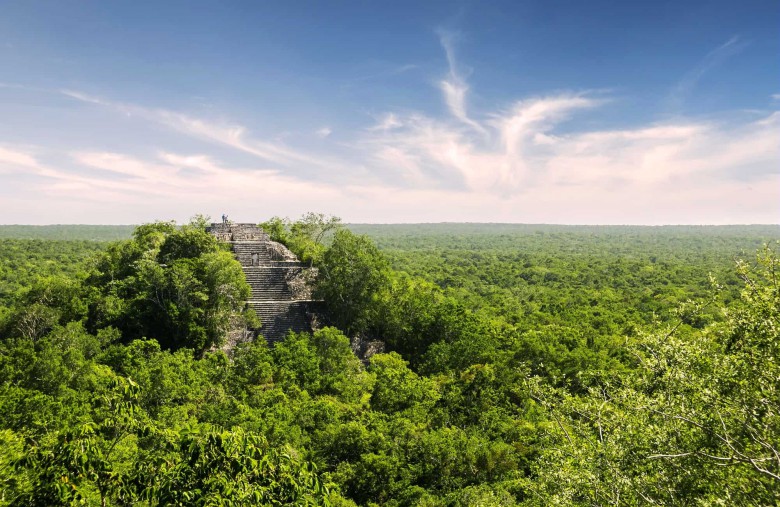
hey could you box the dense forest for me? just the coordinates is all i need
[0,218,778,505]
[0,225,136,242]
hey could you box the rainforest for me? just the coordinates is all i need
[0,219,778,506]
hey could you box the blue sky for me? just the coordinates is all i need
[0,0,778,224]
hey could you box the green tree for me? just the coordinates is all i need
[12,374,146,507]
[86,220,251,353]
[368,352,439,417]
[310,327,373,403]
[144,427,337,506]
[260,213,341,265]
[316,230,389,335]
[529,246,780,505]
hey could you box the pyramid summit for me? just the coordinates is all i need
[207,222,320,343]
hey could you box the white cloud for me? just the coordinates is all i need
[2,55,775,224]
[667,35,749,110]
[61,90,356,181]
[437,31,487,134]
[316,127,332,138]
[362,94,604,192]
[57,81,777,220]
[360,92,779,221]
[0,145,82,182]
[1,111,778,224]
[369,113,403,131]
[0,145,40,172]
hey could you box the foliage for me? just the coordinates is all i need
[315,230,390,336]
[84,219,252,353]
[0,239,104,309]
[0,220,778,505]
[0,225,135,242]
[261,213,342,265]
[144,428,335,506]
[526,245,780,505]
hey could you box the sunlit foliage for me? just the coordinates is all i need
[0,219,777,505]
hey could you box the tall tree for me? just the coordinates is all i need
[315,230,389,336]
[86,220,251,353]
[261,212,342,265]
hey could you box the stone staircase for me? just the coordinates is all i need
[207,222,319,343]
[247,300,314,339]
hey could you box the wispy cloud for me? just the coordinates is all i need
[0,145,88,184]
[2,28,777,225]
[368,113,403,131]
[60,90,358,181]
[667,35,749,110]
[349,63,418,82]
[0,146,338,212]
[0,145,40,172]
[60,86,774,221]
[362,93,604,192]
[361,92,778,202]
[437,30,487,134]
[0,145,168,202]
[315,127,333,138]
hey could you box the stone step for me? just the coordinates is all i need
[242,265,306,273]
[247,300,314,342]
[208,222,320,345]
[232,244,273,266]
[243,271,295,297]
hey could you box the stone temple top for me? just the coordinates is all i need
[208,222,270,243]
[207,222,319,343]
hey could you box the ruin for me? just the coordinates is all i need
[207,222,320,344]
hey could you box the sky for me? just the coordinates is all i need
[0,0,778,225]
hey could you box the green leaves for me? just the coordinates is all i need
[528,245,780,505]
[368,353,439,417]
[2,223,778,505]
[8,370,340,506]
[260,213,342,265]
[85,221,252,353]
[316,230,390,336]
[149,427,334,506]
[11,374,145,506]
